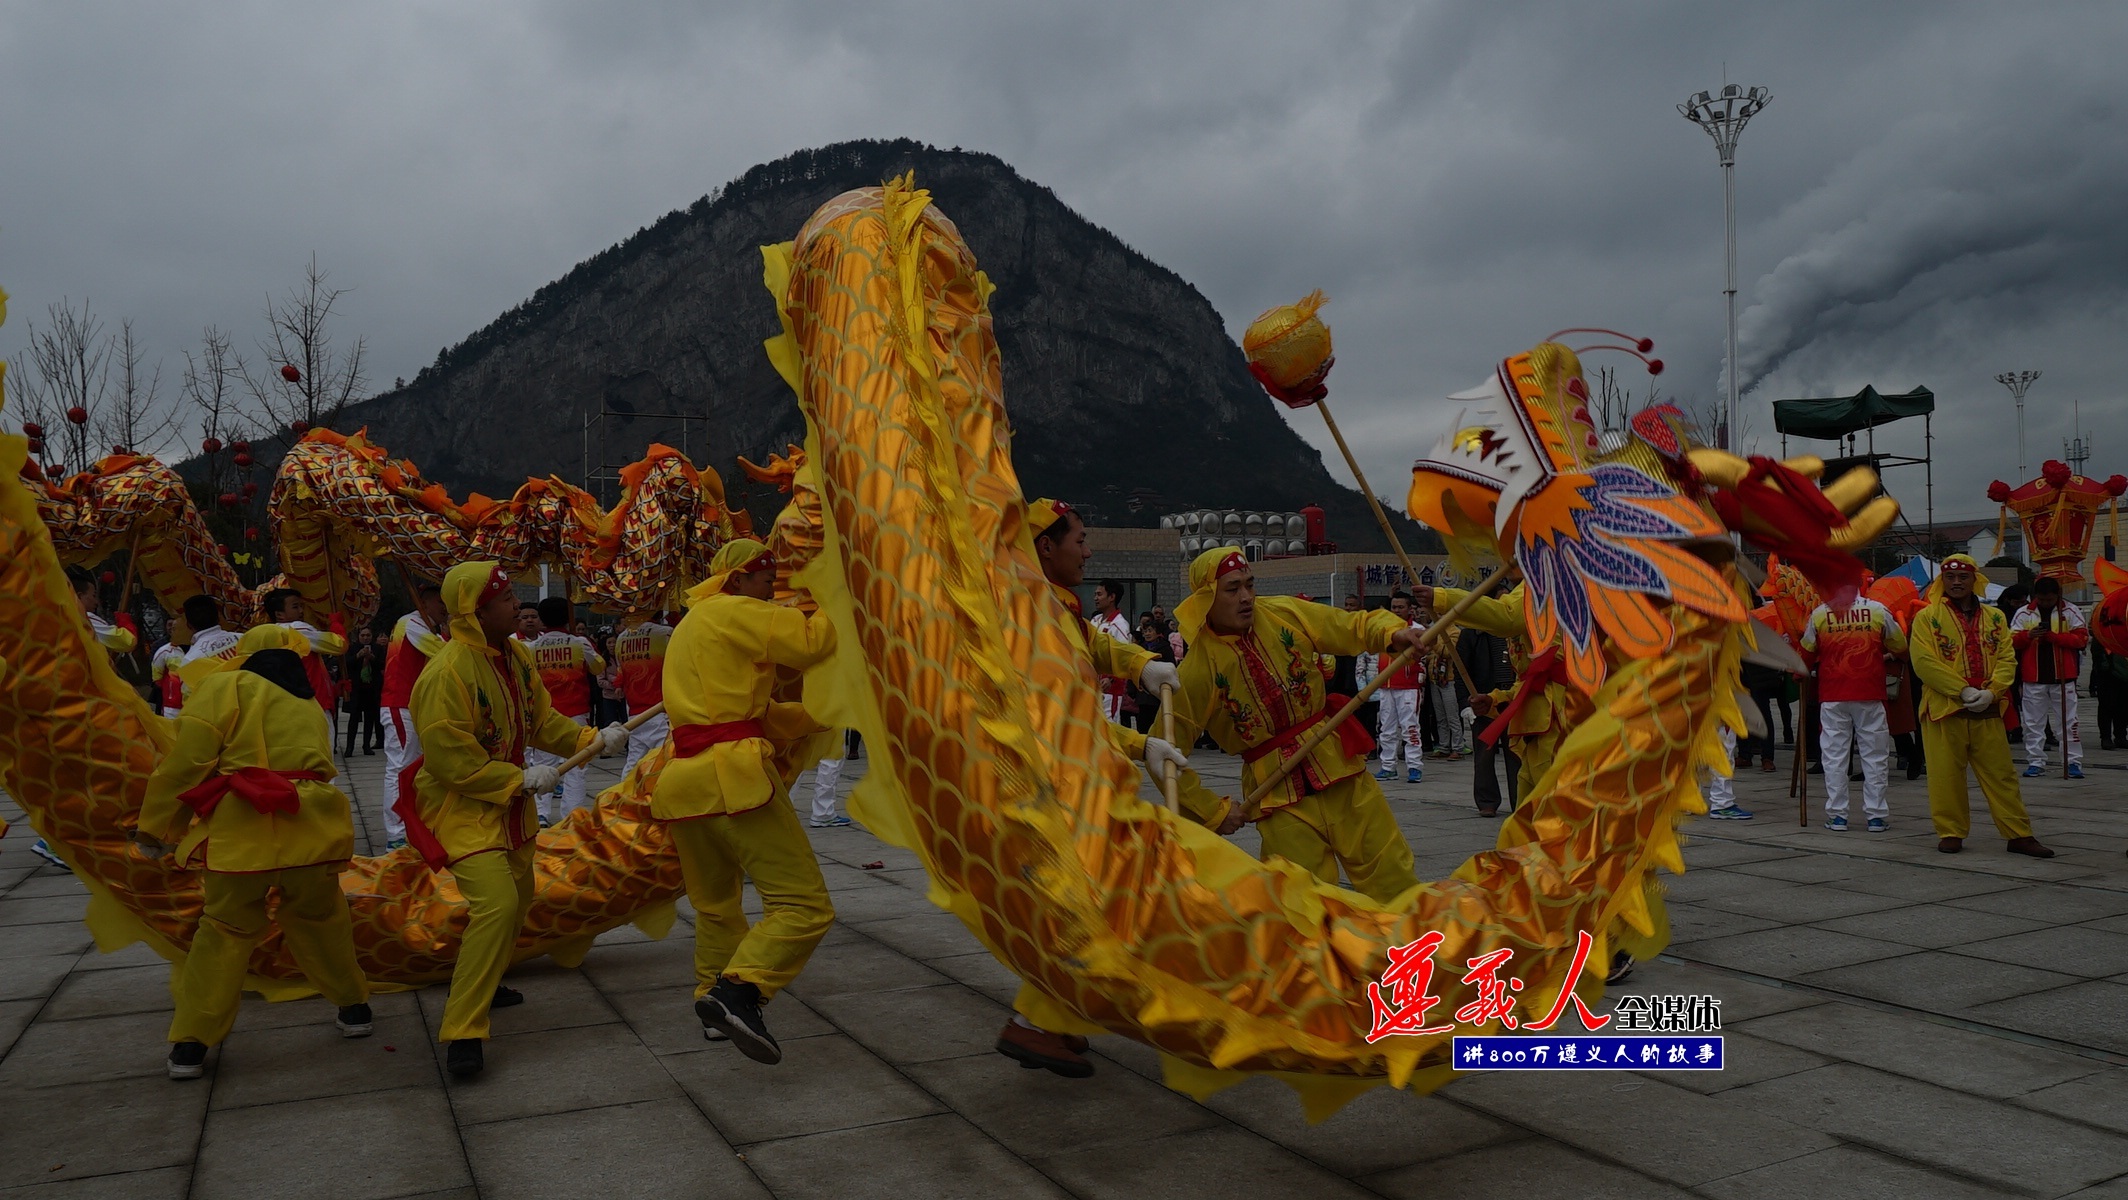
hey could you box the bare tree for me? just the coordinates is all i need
[9,297,114,472]
[98,320,181,457]
[240,255,368,433]
[183,326,262,494]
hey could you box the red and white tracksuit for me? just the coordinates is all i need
[1802,598,1907,821]
[525,628,606,821]
[379,612,443,845]
[2012,600,2087,772]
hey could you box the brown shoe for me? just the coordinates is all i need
[996,1021,1094,1078]
[2007,837,2057,859]
[1476,806,1499,818]
[1938,837,1963,854]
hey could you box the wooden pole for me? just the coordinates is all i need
[547,701,662,779]
[1159,683,1180,813]
[1241,563,1513,817]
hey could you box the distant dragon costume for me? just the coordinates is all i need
[0,179,1895,1116]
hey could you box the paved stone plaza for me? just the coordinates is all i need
[6,715,2128,1199]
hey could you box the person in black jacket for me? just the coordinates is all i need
[1460,626,1519,815]
[341,625,385,756]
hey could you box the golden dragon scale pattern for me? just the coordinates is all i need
[778,179,1742,1116]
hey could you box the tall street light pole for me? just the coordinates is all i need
[1996,369,2040,482]
[1681,84,1771,453]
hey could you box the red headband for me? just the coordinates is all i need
[478,565,514,606]
[738,551,775,575]
[1216,551,1247,580]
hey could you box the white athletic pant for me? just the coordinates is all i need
[526,713,590,823]
[1378,688,1421,768]
[812,756,844,823]
[1819,700,1891,819]
[623,711,670,777]
[381,707,419,844]
[2022,682,2082,769]
[1429,680,1466,753]
[1705,727,1738,809]
[1101,689,1126,723]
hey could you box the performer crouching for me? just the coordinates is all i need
[135,625,372,1080]
[655,538,838,1065]
[401,562,627,1078]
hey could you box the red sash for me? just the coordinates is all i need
[1479,647,1566,748]
[671,720,768,757]
[1239,695,1375,767]
[177,767,326,819]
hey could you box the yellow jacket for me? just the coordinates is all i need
[1909,597,2017,722]
[409,565,596,864]
[1432,584,1527,640]
[140,670,351,872]
[653,591,837,819]
[1053,582,1156,762]
[1169,596,1408,819]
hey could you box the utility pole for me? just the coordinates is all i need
[1681,83,1771,455]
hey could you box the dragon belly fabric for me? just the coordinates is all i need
[771,176,1732,1116]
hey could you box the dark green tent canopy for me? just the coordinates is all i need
[1773,386,1934,439]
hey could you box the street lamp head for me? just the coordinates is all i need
[1680,84,1771,159]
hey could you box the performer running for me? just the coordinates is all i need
[1802,582,1908,831]
[379,583,447,852]
[1166,546,1422,898]
[134,625,372,1080]
[402,562,626,1078]
[1909,554,2055,857]
[995,499,1189,1078]
[261,587,346,716]
[654,538,837,1065]
[612,608,674,774]
[2012,576,2087,779]
[525,596,607,823]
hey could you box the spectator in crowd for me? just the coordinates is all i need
[1738,659,1785,772]
[1459,623,1516,815]
[514,601,541,643]
[2094,640,2128,750]
[1130,612,1177,734]
[1091,580,1133,722]
[1372,591,1425,784]
[1426,637,1467,762]
[341,625,385,756]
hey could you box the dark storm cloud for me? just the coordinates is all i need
[1,1,2121,523]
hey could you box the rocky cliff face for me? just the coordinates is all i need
[322,140,1435,550]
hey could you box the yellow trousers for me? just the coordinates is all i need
[1256,773,1420,903]
[1513,731,1559,802]
[439,843,535,1042]
[170,864,368,1046]
[1923,716,2033,840]
[669,801,834,1002]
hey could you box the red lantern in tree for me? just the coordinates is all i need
[66,406,88,425]
[26,437,43,455]
[202,436,223,455]
[219,492,239,508]
[289,420,309,435]
[233,451,254,468]
[231,439,251,454]
[244,526,259,541]
[242,481,259,499]
[111,444,128,455]
[21,422,42,438]
[99,570,117,585]
[48,462,65,476]
[280,364,301,383]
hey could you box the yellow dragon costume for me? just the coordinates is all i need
[0,179,1894,1117]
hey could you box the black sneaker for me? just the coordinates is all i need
[696,978,780,1064]
[492,985,525,1009]
[446,1039,484,1077]
[168,1040,208,1080]
[1605,952,1635,986]
[336,1003,374,1038]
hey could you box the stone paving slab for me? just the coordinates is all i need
[8,714,2128,1197]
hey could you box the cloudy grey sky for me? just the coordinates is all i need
[3,1,2122,526]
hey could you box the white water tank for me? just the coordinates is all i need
[1286,513,1307,539]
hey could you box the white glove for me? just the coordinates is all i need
[522,765,561,796]
[1143,736,1189,779]
[1964,688,1997,715]
[1139,660,1181,696]
[1958,686,1984,708]
[599,722,630,757]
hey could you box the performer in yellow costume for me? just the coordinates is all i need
[654,537,838,1065]
[403,560,623,1077]
[1168,546,1425,898]
[1908,553,2054,857]
[135,624,372,1080]
[996,498,1190,1077]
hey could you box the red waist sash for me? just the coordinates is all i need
[671,719,768,758]
[1239,695,1376,767]
[178,767,326,819]
[1480,647,1566,748]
